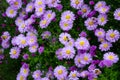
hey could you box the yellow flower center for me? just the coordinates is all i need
[100,17,105,22]
[110,33,115,38]
[47,14,52,18]
[23,69,27,74]
[22,11,26,15]
[98,31,102,35]
[66,50,71,54]
[13,50,17,55]
[29,6,32,9]
[20,75,24,80]
[9,10,14,14]
[14,1,18,5]
[32,46,36,49]
[21,24,25,28]
[82,9,87,13]
[30,39,34,42]
[64,23,68,27]
[75,0,80,5]
[108,55,114,60]
[84,56,88,61]
[66,15,71,20]
[72,73,76,78]
[21,40,26,44]
[42,20,47,25]
[38,1,42,5]
[98,3,102,8]
[78,59,81,63]
[2,35,8,40]
[118,12,120,17]
[93,78,97,80]
[39,8,43,12]
[103,44,108,48]
[102,8,106,12]
[63,36,68,41]
[88,21,94,26]
[58,69,63,75]
[79,41,85,46]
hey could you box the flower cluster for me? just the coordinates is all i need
[0,0,120,80]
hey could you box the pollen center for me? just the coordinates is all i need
[58,69,63,75]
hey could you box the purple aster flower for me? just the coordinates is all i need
[9,47,21,59]
[32,70,42,80]
[68,70,79,80]
[16,73,27,80]
[95,28,105,38]
[74,55,85,68]
[18,21,28,33]
[38,46,44,54]
[65,38,75,47]
[88,64,96,72]
[94,1,106,11]
[59,20,73,31]
[29,43,38,53]
[106,29,120,42]
[26,2,34,13]
[99,41,112,51]
[97,14,108,26]
[15,17,24,26]
[84,17,98,31]
[99,60,113,68]
[10,0,22,10]
[80,53,92,65]
[6,7,17,18]
[54,65,68,79]
[1,41,10,49]
[79,70,89,78]
[20,67,29,77]
[62,46,75,59]
[61,11,75,22]
[80,4,91,18]
[55,48,64,60]
[1,31,11,41]
[55,4,63,11]
[35,6,45,17]
[39,19,51,28]
[23,54,29,60]
[47,0,61,8]
[98,37,105,43]
[114,8,120,20]
[19,9,27,18]
[98,5,110,14]
[59,32,71,45]
[79,31,87,37]
[41,31,51,39]
[16,34,28,48]
[26,35,37,46]
[75,37,90,50]
[70,0,84,9]
[34,0,45,7]
[103,52,119,63]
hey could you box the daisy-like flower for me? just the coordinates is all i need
[32,70,42,80]
[41,31,51,39]
[1,41,10,49]
[20,67,29,77]
[26,2,34,13]
[46,0,61,8]
[55,48,64,60]
[16,73,26,80]
[62,46,75,59]
[34,0,45,7]
[85,17,98,31]
[29,43,38,53]
[25,18,35,26]
[65,38,75,47]
[80,53,92,65]
[79,70,89,78]
[19,9,27,18]
[114,8,120,20]
[54,65,68,79]
[59,20,73,31]
[39,19,51,28]
[98,37,105,43]
[74,55,85,68]
[43,10,56,21]
[6,7,17,18]
[106,29,120,42]
[103,52,119,63]
[75,37,90,50]
[16,34,28,48]
[68,70,79,80]
[10,0,22,10]
[61,11,75,22]
[99,41,112,51]
[94,1,106,11]
[97,14,108,26]
[35,6,45,17]
[1,31,11,41]
[70,0,84,9]
[98,5,110,14]
[9,47,21,59]
[95,28,105,38]
[18,21,28,33]
[59,32,71,45]
[80,4,91,18]
[15,17,24,26]
[26,35,37,46]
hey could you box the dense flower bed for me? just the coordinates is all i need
[0,0,120,80]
